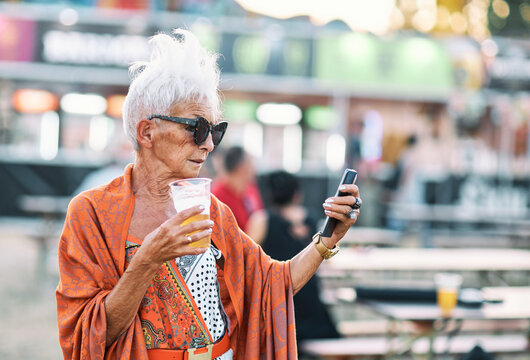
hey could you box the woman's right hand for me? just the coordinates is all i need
[136,205,214,266]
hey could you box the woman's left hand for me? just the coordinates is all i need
[321,184,361,247]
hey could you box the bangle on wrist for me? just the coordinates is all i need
[312,232,340,260]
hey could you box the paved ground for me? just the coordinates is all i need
[1,219,528,360]
[0,222,62,360]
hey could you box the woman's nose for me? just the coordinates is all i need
[200,131,215,152]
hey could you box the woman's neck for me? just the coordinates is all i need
[132,156,174,203]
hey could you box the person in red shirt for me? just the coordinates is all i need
[212,146,263,231]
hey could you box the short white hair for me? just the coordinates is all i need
[122,29,221,150]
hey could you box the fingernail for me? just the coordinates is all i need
[323,203,331,208]
[207,228,213,233]
[198,205,205,211]
[325,210,332,215]
[208,220,214,226]
[325,198,334,203]
[339,185,346,191]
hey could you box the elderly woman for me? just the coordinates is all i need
[56,29,361,360]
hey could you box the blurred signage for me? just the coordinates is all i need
[36,22,151,67]
[486,38,530,91]
[314,33,454,91]
[42,30,150,66]
[489,57,530,88]
[0,16,36,62]
[487,57,530,91]
[3,16,457,92]
[219,33,313,77]
[31,21,315,78]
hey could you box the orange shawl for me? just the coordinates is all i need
[56,164,297,359]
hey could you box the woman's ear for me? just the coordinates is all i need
[136,119,155,149]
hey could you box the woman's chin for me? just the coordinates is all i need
[177,166,201,179]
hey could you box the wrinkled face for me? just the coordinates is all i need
[150,101,217,179]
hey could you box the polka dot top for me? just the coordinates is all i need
[175,246,232,359]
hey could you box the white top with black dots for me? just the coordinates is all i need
[175,246,232,360]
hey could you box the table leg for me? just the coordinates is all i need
[426,329,435,360]
[385,318,398,358]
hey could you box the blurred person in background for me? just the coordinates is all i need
[56,29,361,360]
[211,146,263,232]
[246,170,340,346]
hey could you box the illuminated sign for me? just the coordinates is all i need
[486,38,530,91]
[42,30,150,67]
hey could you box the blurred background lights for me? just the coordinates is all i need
[436,5,451,30]
[361,110,383,162]
[449,12,468,34]
[257,103,302,125]
[481,38,499,57]
[89,116,114,152]
[234,0,498,39]
[12,89,58,113]
[243,123,263,158]
[283,125,302,173]
[305,105,337,130]
[520,2,530,23]
[235,0,396,34]
[59,8,79,26]
[399,0,416,13]
[412,9,438,32]
[389,7,406,30]
[61,93,107,115]
[105,94,126,119]
[40,111,60,160]
[411,0,437,33]
[492,0,510,19]
[326,133,346,171]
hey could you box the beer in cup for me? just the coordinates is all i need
[434,273,462,317]
[169,178,211,248]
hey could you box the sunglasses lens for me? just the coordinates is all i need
[212,122,227,145]
[194,117,209,145]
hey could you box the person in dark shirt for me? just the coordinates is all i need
[247,170,340,344]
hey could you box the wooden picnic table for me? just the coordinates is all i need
[339,226,401,247]
[386,203,530,227]
[322,247,530,272]
[358,287,530,359]
[302,287,530,359]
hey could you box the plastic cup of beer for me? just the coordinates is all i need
[169,178,212,248]
[434,273,462,317]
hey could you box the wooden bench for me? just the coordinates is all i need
[300,334,529,359]
[300,337,388,359]
[337,319,530,337]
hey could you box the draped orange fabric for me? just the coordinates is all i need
[124,235,217,350]
[56,164,297,360]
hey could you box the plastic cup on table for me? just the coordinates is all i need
[434,273,463,317]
